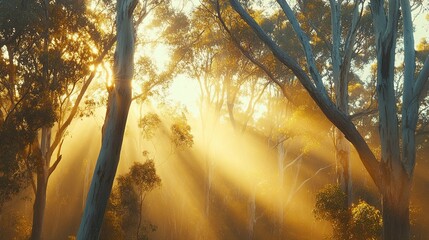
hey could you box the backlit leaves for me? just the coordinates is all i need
[138,112,161,139]
[171,119,194,149]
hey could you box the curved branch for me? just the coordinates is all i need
[415,54,429,101]
[276,0,325,89]
[229,0,382,191]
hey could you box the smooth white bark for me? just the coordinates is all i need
[329,0,353,206]
[400,0,418,177]
[77,0,137,239]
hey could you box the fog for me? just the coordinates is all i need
[2,97,429,240]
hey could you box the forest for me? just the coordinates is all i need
[1,0,429,239]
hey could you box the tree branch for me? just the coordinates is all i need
[283,152,304,171]
[414,54,429,101]
[289,164,333,202]
[349,106,378,120]
[229,0,382,191]
[215,1,294,102]
[276,0,325,89]
[48,155,62,178]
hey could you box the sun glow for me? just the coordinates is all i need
[20,1,429,239]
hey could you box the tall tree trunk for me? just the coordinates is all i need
[204,150,213,217]
[370,1,408,238]
[31,167,48,240]
[247,186,256,240]
[276,138,286,239]
[30,1,51,238]
[335,131,351,204]
[77,0,137,239]
[382,173,411,240]
[329,0,353,206]
[30,127,51,240]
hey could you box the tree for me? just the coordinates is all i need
[100,160,161,240]
[227,0,429,239]
[314,184,383,240]
[216,0,375,209]
[211,1,349,237]
[0,1,110,239]
[77,0,139,238]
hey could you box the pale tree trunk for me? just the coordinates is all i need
[30,127,50,240]
[30,128,62,240]
[247,185,257,240]
[276,139,286,239]
[377,0,428,238]
[199,80,223,218]
[77,0,137,239]
[370,1,409,239]
[329,0,362,206]
[330,0,351,203]
[204,155,213,217]
[247,180,267,240]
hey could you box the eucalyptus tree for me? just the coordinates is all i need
[0,1,106,239]
[215,0,377,211]
[228,0,429,239]
[100,160,161,240]
[77,0,139,238]
[204,3,339,238]
[1,0,169,239]
[301,0,371,206]
[212,2,338,237]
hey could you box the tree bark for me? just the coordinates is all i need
[276,139,285,239]
[381,170,411,240]
[31,167,48,240]
[204,156,213,217]
[77,0,137,239]
[329,0,364,207]
[30,125,51,240]
[247,186,256,240]
[369,1,413,238]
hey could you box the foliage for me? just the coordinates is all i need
[314,184,382,240]
[170,118,194,149]
[139,113,162,139]
[350,200,383,240]
[0,0,98,209]
[101,160,161,240]
[0,210,31,240]
[138,106,194,153]
[313,184,350,239]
